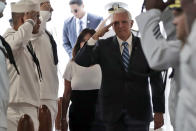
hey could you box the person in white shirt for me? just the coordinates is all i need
[0,34,19,131]
[0,0,20,131]
[0,1,8,131]
[61,28,103,131]
[0,38,10,131]
[3,1,41,131]
[135,0,189,129]
[32,0,59,128]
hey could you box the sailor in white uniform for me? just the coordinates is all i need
[32,0,59,128]
[0,1,8,131]
[0,40,9,131]
[135,0,187,129]
[0,0,19,131]
[0,35,19,131]
[3,1,42,131]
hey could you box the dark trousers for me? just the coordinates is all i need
[69,123,92,131]
[69,101,106,131]
[69,89,106,131]
[105,109,150,131]
[91,102,106,131]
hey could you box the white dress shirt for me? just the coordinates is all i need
[76,12,87,37]
[117,35,132,55]
[0,40,9,128]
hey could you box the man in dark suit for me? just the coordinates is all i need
[63,0,103,58]
[75,8,165,131]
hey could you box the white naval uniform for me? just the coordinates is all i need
[0,40,9,131]
[176,20,196,131]
[3,21,40,131]
[136,8,182,129]
[32,20,58,128]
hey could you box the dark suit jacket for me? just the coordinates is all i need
[75,35,165,123]
[63,13,103,58]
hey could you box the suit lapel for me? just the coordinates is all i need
[112,36,124,67]
[131,35,138,58]
[128,35,139,71]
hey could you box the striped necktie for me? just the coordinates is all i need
[79,20,83,34]
[122,41,129,72]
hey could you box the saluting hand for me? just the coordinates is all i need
[145,0,175,11]
[23,11,38,23]
[96,15,112,31]
[93,16,114,40]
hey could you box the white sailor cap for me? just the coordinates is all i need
[11,0,40,13]
[105,2,128,14]
[40,0,50,4]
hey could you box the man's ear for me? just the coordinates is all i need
[130,20,134,28]
[21,17,25,24]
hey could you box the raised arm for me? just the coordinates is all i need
[3,11,37,53]
[136,9,181,70]
[74,20,114,67]
[161,7,177,40]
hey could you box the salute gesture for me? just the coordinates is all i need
[23,11,38,25]
[93,15,114,40]
[145,0,175,11]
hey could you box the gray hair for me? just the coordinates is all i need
[111,8,132,20]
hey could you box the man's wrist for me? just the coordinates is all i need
[87,37,97,46]
[92,34,99,40]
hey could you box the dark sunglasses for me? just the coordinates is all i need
[71,9,78,13]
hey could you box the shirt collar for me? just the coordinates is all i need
[76,12,87,24]
[117,34,132,47]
